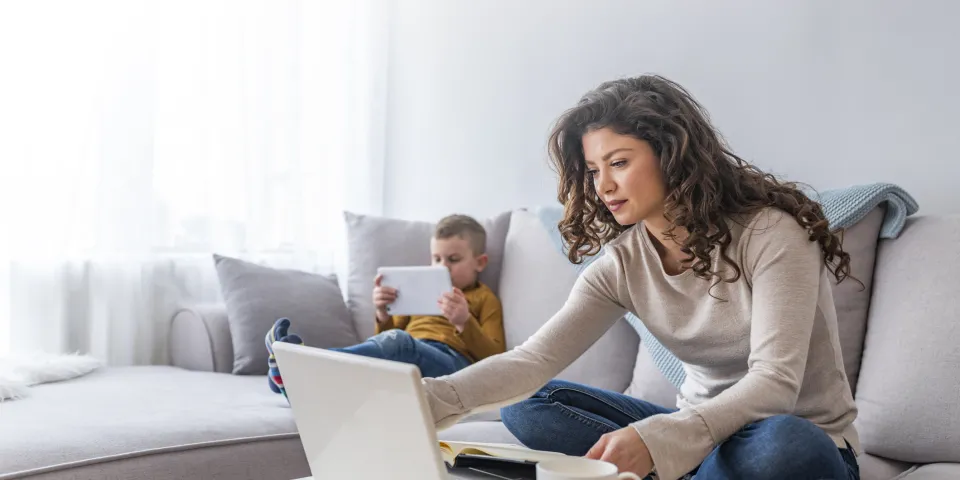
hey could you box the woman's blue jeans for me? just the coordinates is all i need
[500,380,859,480]
[331,330,471,378]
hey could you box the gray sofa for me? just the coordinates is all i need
[2,207,958,480]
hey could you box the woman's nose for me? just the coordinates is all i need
[595,170,615,194]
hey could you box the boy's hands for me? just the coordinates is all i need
[373,274,397,323]
[439,288,470,331]
[374,274,469,330]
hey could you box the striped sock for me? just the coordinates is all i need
[265,318,303,399]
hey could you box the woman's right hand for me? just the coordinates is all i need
[422,377,467,430]
[373,274,397,323]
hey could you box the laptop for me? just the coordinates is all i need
[272,342,517,480]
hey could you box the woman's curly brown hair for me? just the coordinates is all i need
[548,75,853,286]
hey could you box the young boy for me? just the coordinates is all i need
[266,214,505,398]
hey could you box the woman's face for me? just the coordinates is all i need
[582,127,666,226]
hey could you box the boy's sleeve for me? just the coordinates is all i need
[457,292,505,361]
[375,315,411,334]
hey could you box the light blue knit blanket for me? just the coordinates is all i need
[535,183,918,389]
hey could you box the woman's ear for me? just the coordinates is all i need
[475,253,489,272]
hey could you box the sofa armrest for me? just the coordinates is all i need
[169,304,234,373]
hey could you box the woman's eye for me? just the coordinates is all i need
[612,160,627,168]
[586,170,598,177]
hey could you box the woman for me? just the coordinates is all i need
[422,75,860,480]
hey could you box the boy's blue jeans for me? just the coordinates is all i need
[332,330,471,378]
[500,380,860,480]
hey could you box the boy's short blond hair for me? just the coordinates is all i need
[434,214,486,256]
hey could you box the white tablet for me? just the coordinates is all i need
[377,266,453,316]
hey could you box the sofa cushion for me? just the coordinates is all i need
[895,463,960,480]
[857,453,913,480]
[4,437,309,480]
[497,210,639,393]
[344,211,512,341]
[830,205,885,394]
[623,341,680,407]
[214,255,359,375]
[854,216,960,463]
[0,366,306,480]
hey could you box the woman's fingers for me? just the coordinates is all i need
[585,435,607,460]
[599,446,617,464]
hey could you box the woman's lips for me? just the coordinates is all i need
[608,199,627,212]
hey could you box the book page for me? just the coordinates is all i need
[439,441,568,465]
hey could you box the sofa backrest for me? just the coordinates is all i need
[853,215,960,464]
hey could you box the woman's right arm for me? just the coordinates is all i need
[423,252,629,430]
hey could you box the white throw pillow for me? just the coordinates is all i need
[497,209,638,393]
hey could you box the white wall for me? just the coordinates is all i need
[384,0,960,221]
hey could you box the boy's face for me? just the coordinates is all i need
[430,235,487,290]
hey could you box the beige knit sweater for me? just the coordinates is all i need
[422,208,859,480]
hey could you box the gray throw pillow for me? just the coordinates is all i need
[213,254,360,375]
[828,205,885,395]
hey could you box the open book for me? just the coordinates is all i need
[439,440,567,467]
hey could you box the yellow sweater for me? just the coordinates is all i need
[375,282,505,363]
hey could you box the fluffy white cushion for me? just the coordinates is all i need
[0,352,101,400]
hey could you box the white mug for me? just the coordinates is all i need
[536,457,643,480]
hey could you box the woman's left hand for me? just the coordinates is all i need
[585,426,653,477]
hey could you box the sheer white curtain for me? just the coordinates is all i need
[0,0,388,363]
